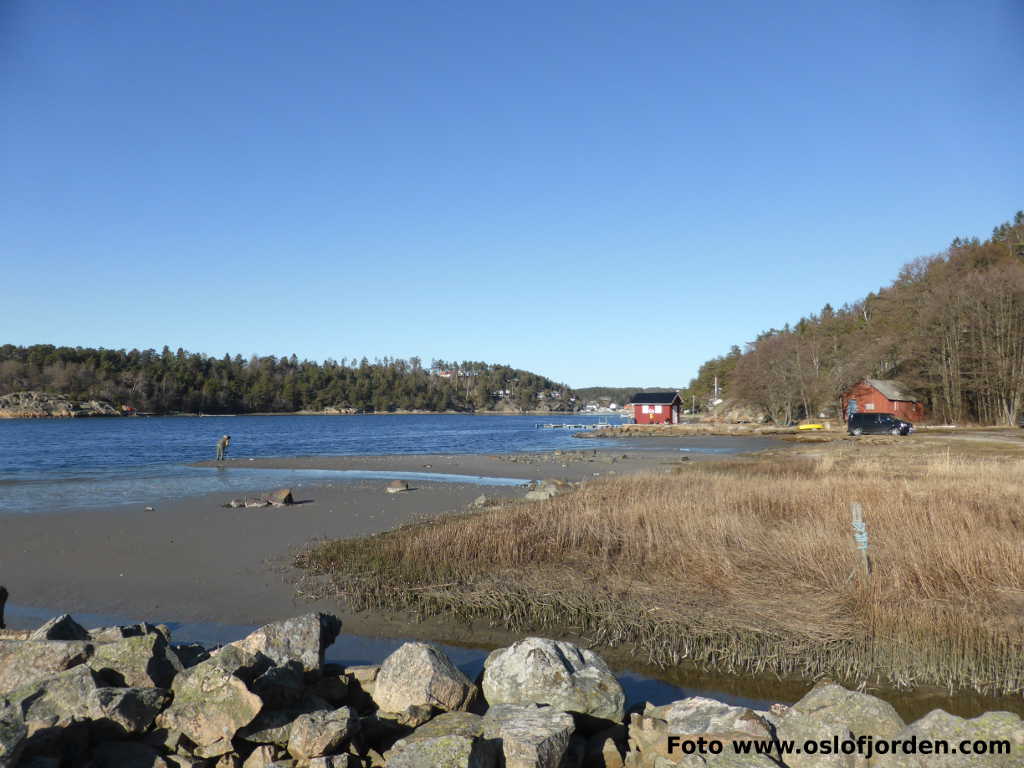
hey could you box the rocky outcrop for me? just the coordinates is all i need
[0,391,121,418]
[3,612,1023,767]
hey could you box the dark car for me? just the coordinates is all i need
[848,412,913,436]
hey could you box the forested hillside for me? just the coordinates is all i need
[0,346,575,415]
[683,211,1024,425]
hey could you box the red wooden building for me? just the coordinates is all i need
[630,391,682,424]
[841,379,924,422]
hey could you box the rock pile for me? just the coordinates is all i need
[2,613,1023,767]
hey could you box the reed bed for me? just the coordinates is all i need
[295,447,1024,694]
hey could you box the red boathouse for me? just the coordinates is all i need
[841,379,924,422]
[630,391,682,425]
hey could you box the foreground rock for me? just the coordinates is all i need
[483,704,575,768]
[156,647,264,757]
[374,642,477,713]
[228,613,342,677]
[4,611,1024,767]
[0,639,94,692]
[482,637,625,722]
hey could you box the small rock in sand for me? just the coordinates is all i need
[386,480,411,494]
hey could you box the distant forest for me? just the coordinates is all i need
[683,211,1024,425]
[0,346,576,414]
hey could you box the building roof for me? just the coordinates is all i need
[863,379,921,402]
[629,391,681,405]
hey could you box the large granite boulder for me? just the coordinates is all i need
[0,640,94,692]
[88,632,184,688]
[790,682,905,741]
[374,642,477,713]
[228,613,341,677]
[286,706,359,759]
[872,709,1024,767]
[28,615,90,642]
[155,647,263,758]
[0,705,26,768]
[482,704,576,768]
[482,638,625,722]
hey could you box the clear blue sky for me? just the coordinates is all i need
[2,1,1021,388]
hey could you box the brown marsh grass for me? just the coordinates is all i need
[296,444,1024,694]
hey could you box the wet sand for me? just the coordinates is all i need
[1,445,747,629]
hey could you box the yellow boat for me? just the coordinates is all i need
[798,423,824,430]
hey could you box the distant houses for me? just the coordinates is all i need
[841,379,924,422]
[629,391,682,424]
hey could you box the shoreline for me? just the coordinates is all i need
[1,445,726,628]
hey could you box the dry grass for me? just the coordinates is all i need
[296,445,1024,694]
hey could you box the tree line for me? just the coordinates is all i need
[0,345,576,415]
[682,211,1024,425]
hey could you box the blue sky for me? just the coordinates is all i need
[2,1,1021,388]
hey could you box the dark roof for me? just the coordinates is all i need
[629,391,681,405]
[863,379,922,402]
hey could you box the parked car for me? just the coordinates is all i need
[848,412,914,436]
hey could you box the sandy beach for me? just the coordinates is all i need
[1,442,775,633]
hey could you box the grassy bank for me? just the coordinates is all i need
[295,439,1024,695]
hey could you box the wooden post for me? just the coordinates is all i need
[850,502,871,579]
[0,585,7,629]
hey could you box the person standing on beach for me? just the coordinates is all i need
[216,434,231,462]
[0,585,7,629]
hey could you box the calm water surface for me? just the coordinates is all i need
[0,414,633,514]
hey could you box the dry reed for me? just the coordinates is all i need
[296,447,1024,694]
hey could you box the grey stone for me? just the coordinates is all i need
[626,698,773,767]
[375,642,477,713]
[4,664,100,727]
[406,711,484,740]
[773,708,854,768]
[0,639,93,693]
[87,686,172,738]
[253,662,306,708]
[88,622,169,643]
[88,632,184,688]
[482,638,625,722]
[28,615,90,642]
[872,709,1024,767]
[237,694,332,747]
[286,706,359,759]
[228,613,342,676]
[791,682,905,740]
[482,704,575,768]
[385,733,498,768]
[155,649,264,758]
